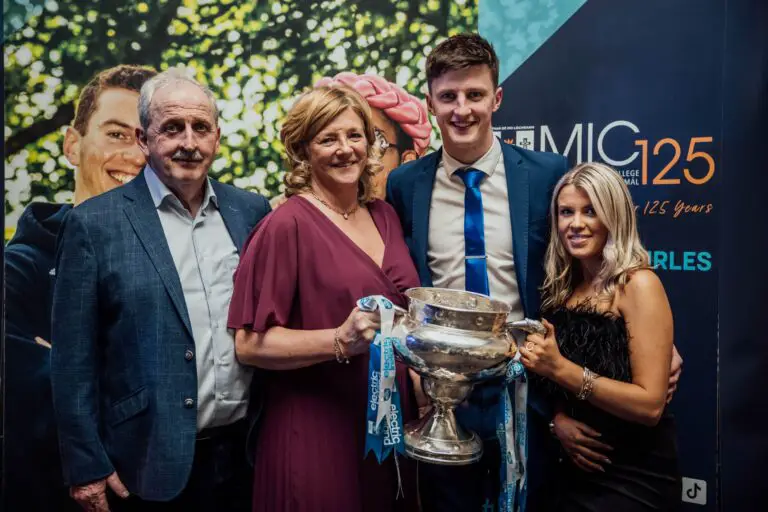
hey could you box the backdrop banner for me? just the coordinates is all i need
[482,0,721,509]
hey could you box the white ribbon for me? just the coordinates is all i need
[365,296,397,432]
[498,352,528,511]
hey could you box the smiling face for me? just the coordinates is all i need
[64,88,145,204]
[557,184,610,265]
[307,108,369,193]
[426,64,502,164]
[137,81,220,194]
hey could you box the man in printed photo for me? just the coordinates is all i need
[4,64,157,511]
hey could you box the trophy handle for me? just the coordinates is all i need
[504,318,546,335]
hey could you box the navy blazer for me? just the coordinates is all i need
[50,171,270,500]
[386,142,567,319]
[386,142,568,414]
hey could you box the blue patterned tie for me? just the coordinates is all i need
[455,168,489,296]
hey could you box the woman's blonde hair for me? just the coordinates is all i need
[541,162,650,309]
[280,85,382,203]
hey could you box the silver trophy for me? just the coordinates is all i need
[389,287,545,466]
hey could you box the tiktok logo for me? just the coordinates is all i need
[681,477,707,505]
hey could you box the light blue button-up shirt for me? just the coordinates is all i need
[145,166,252,430]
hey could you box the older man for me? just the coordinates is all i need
[4,64,156,512]
[51,69,270,511]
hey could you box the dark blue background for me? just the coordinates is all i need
[719,0,768,511]
[493,1,726,509]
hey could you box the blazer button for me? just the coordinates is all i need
[184,398,195,408]
[184,349,194,361]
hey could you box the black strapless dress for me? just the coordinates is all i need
[543,306,682,512]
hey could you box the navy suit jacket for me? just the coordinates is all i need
[386,142,568,415]
[50,171,270,500]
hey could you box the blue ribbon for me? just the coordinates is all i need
[360,296,405,463]
[497,358,528,512]
[365,340,405,462]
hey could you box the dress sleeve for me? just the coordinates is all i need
[227,211,299,332]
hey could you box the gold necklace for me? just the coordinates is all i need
[310,191,360,220]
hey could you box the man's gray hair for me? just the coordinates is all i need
[138,68,219,130]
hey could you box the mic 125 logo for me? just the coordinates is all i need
[497,121,716,186]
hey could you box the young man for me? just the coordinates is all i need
[4,64,157,512]
[386,34,682,511]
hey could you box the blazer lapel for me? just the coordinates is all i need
[502,144,531,316]
[412,151,440,287]
[212,181,249,253]
[122,172,193,338]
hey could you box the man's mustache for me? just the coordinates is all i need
[171,149,204,161]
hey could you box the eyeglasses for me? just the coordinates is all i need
[374,127,393,153]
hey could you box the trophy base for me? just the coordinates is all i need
[403,406,483,465]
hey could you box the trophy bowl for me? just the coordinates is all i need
[390,287,544,466]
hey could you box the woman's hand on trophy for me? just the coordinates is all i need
[552,411,613,473]
[337,307,381,357]
[519,319,564,378]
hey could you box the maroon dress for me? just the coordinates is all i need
[228,196,420,512]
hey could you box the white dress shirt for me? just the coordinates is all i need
[427,137,524,322]
[145,166,252,430]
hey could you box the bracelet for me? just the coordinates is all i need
[576,366,598,400]
[333,328,350,364]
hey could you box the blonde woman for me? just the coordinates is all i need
[521,163,681,511]
[228,86,419,511]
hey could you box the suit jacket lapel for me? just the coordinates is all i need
[502,144,531,316]
[412,151,440,287]
[122,172,194,338]
[212,181,249,253]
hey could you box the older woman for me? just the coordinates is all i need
[521,163,681,511]
[270,72,432,208]
[228,86,419,512]
[315,72,432,197]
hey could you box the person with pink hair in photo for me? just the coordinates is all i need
[271,72,432,206]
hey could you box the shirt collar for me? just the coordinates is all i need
[144,165,218,211]
[442,136,502,178]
